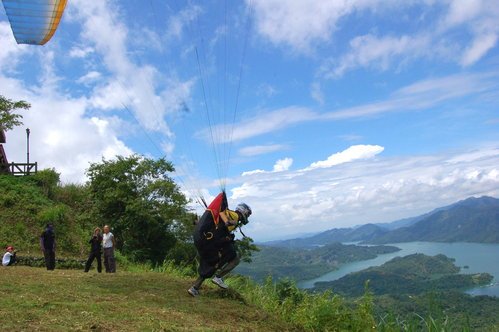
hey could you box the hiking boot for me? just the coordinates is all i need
[187,286,199,297]
[211,276,229,289]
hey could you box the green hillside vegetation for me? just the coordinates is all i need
[0,171,92,257]
[313,254,499,330]
[314,254,492,296]
[1,156,199,268]
[236,243,400,281]
[375,291,499,331]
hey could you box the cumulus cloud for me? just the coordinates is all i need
[249,0,498,76]
[1,74,133,182]
[273,157,293,172]
[0,22,30,70]
[248,0,393,53]
[0,1,199,183]
[306,145,384,170]
[241,157,293,176]
[70,0,194,135]
[230,146,499,241]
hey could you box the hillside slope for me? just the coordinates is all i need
[0,267,297,331]
[369,196,499,244]
[0,174,90,257]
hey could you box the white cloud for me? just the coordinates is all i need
[230,145,499,241]
[311,82,325,105]
[1,74,133,183]
[0,1,200,183]
[460,33,498,66]
[442,0,485,29]
[201,71,499,143]
[0,22,30,70]
[70,0,194,135]
[161,141,175,157]
[241,169,266,176]
[273,157,293,172]
[239,144,287,157]
[248,0,394,53]
[249,0,498,74]
[241,157,293,176]
[203,106,317,143]
[307,145,384,170]
[167,5,202,40]
[323,34,434,78]
[68,46,94,58]
[76,71,101,84]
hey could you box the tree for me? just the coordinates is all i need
[0,95,30,131]
[86,155,192,265]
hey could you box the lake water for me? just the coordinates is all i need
[298,242,499,297]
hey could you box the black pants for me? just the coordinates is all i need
[192,242,239,289]
[84,251,102,272]
[103,247,116,273]
[7,254,16,266]
[44,250,55,270]
[196,242,238,279]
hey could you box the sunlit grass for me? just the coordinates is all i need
[0,266,295,331]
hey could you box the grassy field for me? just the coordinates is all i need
[0,266,298,331]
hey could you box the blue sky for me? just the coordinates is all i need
[1,0,498,240]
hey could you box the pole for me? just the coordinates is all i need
[26,128,30,175]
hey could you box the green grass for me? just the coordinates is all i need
[0,266,298,331]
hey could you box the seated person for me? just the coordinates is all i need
[2,246,17,266]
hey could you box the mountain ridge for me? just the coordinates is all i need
[368,196,499,244]
[265,196,499,248]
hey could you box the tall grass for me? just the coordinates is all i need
[226,276,376,331]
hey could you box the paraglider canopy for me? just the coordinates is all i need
[1,0,67,45]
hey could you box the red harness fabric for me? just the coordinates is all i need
[207,192,228,226]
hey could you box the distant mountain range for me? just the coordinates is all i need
[265,196,499,248]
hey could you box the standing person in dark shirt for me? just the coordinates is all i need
[40,224,56,270]
[84,227,103,273]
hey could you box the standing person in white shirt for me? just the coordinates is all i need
[102,225,116,273]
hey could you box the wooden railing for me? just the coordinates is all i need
[8,162,38,176]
